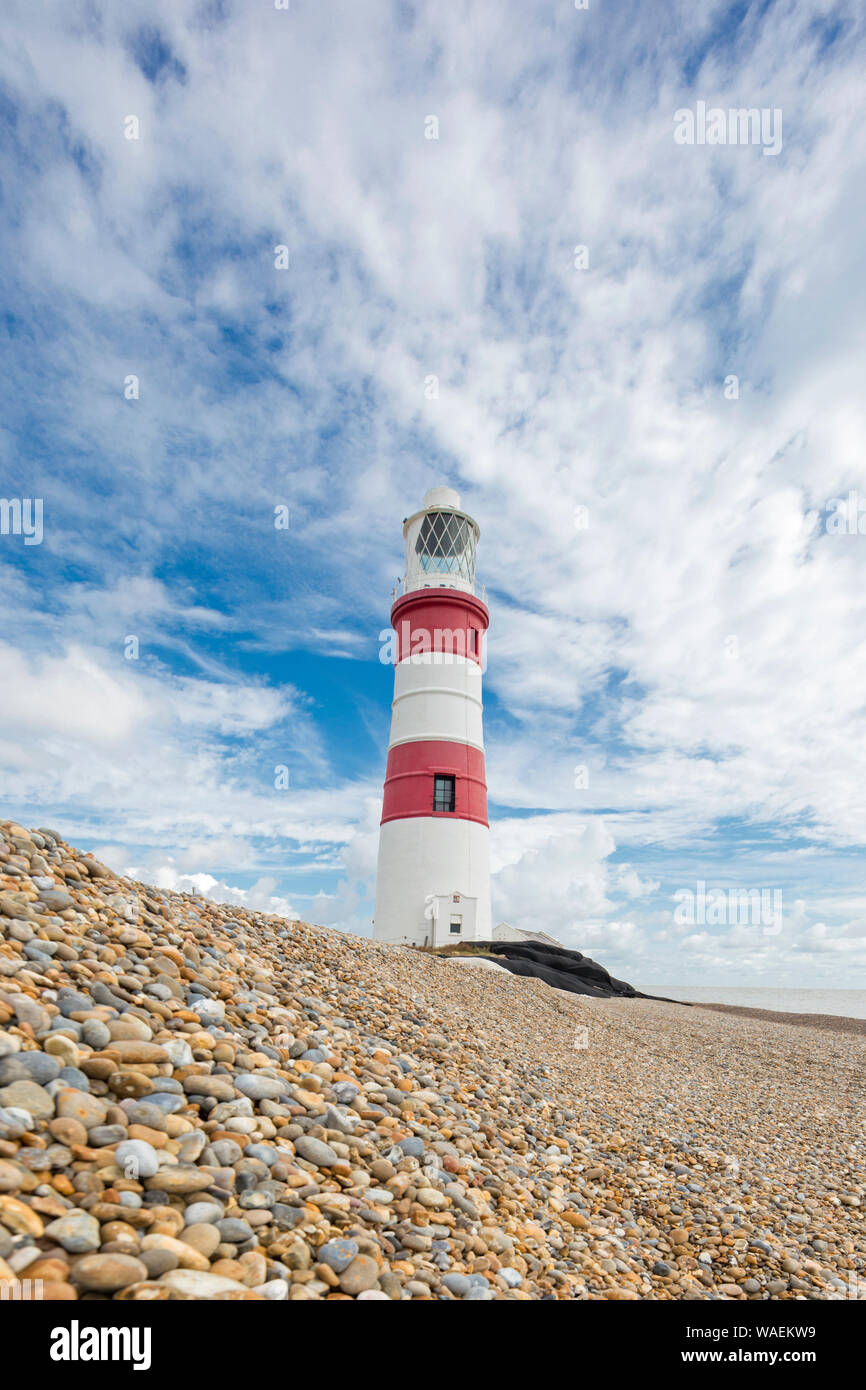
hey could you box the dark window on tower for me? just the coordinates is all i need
[433,774,455,813]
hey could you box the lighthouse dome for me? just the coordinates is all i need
[423,486,461,509]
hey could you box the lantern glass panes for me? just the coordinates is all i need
[415,511,475,583]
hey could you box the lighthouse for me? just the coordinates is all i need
[374,487,491,946]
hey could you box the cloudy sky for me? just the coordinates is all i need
[2,0,866,987]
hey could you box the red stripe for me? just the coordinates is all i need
[390,590,489,668]
[381,738,488,826]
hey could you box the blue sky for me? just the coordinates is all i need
[2,0,866,986]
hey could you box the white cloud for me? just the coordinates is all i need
[491,821,616,936]
[138,864,298,922]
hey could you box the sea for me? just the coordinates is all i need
[651,986,866,1020]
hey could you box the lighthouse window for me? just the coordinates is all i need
[450,916,462,934]
[415,511,476,583]
[433,774,455,813]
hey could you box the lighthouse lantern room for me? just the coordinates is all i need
[373,487,491,946]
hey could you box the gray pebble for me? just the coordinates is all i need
[318,1238,359,1272]
[89,1125,128,1146]
[0,1053,61,1086]
[184,1202,224,1226]
[216,1218,254,1243]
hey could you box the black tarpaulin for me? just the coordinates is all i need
[481,940,685,1003]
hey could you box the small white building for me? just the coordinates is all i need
[492,922,562,948]
[427,891,479,948]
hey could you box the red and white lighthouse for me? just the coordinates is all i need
[374,487,491,946]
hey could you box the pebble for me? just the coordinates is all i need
[216,1218,254,1243]
[89,1124,128,1146]
[319,1238,359,1272]
[235,1075,285,1101]
[159,1269,252,1298]
[255,1279,289,1299]
[115,1139,160,1179]
[0,1080,55,1118]
[44,1211,101,1253]
[55,1091,107,1131]
[82,1020,111,1048]
[398,1137,425,1157]
[73,1253,149,1291]
[151,1167,214,1195]
[44,1035,79,1069]
[127,1102,170,1128]
[141,1249,179,1278]
[0,1107,32,1139]
[182,1223,222,1259]
[294,1136,339,1168]
[0,1052,61,1084]
[339,1254,380,1294]
[184,1202,225,1227]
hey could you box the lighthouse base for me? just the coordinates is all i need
[373,816,491,946]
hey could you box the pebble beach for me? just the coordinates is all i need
[0,817,863,1301]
